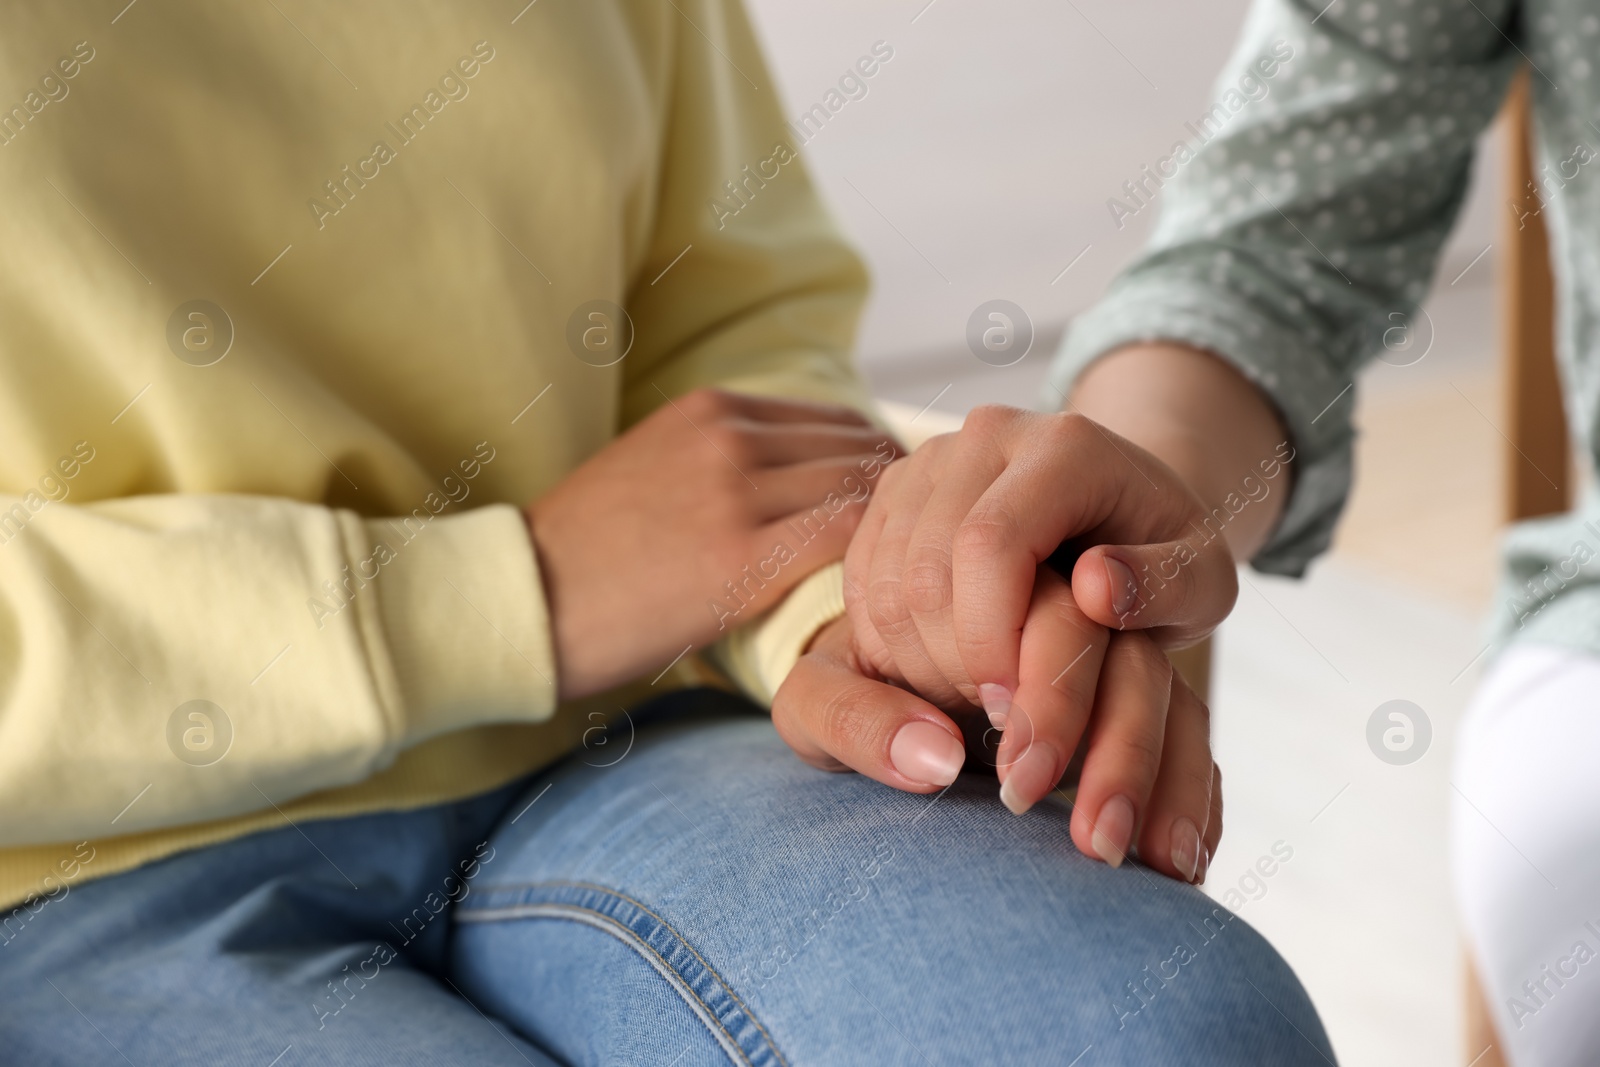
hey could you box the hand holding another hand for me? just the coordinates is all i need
[775,555,1222,884]
[779,376,1285,883]
[526,388,898,702]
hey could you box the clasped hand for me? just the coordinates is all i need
[774,405,1237,884]
[530,393,1236,883]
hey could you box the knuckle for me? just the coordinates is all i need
[825,500,868,539]
[1121,634,1175,692]
[877,456,912,492]
[1172,758,1215,797]
[1041,410,1080,445]
[1041,411,1093,452]
[680,386,727,417]
[962,403,1018,436]
[1055,410,1093,436]
[816,682,881,755]
[1108,727,1165,773]
[954,509,1020,561]
[866,575,913,630]
[900,551,955,616]
[701,422,752,468]
[843,541,874,594]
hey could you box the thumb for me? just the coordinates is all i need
[772,617,967,793]
[1070,535,1238,644]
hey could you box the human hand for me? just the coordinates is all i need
[774,567,1221,884]
[828,348,1285,880]
[843,404,1243,716]
[838,403,1256,881]
[526,388,897,701]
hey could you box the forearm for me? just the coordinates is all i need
[1068,342,1291,562]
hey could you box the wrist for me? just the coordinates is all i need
[522,500,599,702]
[1068,343,1291,561]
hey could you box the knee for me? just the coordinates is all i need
[1089,887,1332,1062]
[486,716,1336,1064]
[709,745,1335,1061]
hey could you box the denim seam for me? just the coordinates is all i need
[470,903,749,1066]
[459,880,788,1067]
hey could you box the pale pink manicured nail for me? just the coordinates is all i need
[1091,795,1136,869]
[978,683,1012,730]
[1105,557,1139,617]
[1170,817,1201,882]
[889,721,964,787]
[1197,846,1210,885]
[998,741,1060,815]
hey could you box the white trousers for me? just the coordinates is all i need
[1453,643,1600,1066]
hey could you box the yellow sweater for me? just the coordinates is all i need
[0,0,870,911]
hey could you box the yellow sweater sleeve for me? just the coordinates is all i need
[706,562,846,705]
[0,495,555,848]
[619,0,876,700]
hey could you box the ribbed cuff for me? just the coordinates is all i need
[712,561,847,706]
[363,503,558,744]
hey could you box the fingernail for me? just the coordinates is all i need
[1197,846,1210,885]
[998,741,1060,815]
[1091,795,1136,869]
[1105,557,1139,617]
[978,683,1012,730]
[889,721,965,787]
[1170,817,1201,882]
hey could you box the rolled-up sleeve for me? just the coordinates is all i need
[1050,0,1519,575]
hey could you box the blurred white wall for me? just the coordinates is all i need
[746,0,1505,397]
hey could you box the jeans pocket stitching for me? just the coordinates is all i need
[460,880,788,1067]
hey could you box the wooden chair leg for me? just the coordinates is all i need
[1465,951,1509,1067]
[1501,69,1569,523]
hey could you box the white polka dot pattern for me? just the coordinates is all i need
[1054,0,1520,581]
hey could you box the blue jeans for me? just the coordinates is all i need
[0,690,1334,1065]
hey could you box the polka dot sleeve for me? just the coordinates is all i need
[1050,0,1519,577]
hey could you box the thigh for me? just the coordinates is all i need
[0,784,554,1067]
[1453,643,1600,1067]
[452,689,1333,1066]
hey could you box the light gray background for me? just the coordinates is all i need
[747,0,1503,409]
